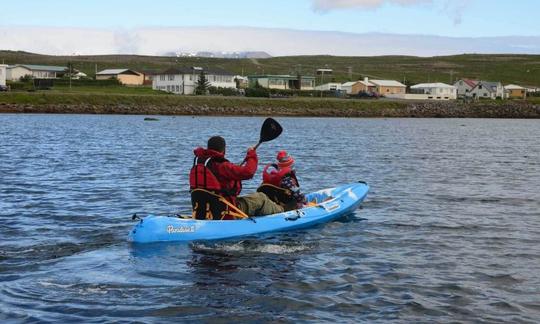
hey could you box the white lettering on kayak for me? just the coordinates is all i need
[167,225,195,234]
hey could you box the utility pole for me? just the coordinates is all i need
[320,70,325,98]
[69,61,72,90]
[450,70,454,84]
[347,66,353,81]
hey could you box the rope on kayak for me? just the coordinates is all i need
[217,196,251,220]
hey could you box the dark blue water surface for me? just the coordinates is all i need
[1,114,539,323]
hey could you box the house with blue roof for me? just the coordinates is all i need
[6,64,67,81]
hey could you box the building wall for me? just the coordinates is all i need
[7,66,32,81]
[96,75,113,81]
[416,87,457,100]
[97,73,144,85]
[469,87,495,99]
[468,83,504,99]
[153,73,236,95]
[32,70,57,79]
[387,93,455,100]
[315,83,342,91]
[357,83,368,93]
[454,80,475,97]
[153,74,188,94]
[300,79,314,90]
[118,74,144,85]
[267,77,288,90]
[507,89,526,99]
[377,86,406,95]
[0,65,7,86]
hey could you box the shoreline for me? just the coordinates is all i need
[1,93,539,118]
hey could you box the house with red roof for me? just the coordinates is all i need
[453,79,478,98]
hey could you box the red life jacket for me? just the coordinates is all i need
[189,157,222,192]
[189,156,241,204]
[262,163,299,187]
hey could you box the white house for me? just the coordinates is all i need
[468,81,505,99]
[314,82,342,91]
[410,83,457,100]
[453,79,478,98]
[153,67,236,95]
[0,64,7,87]
[6,64,67,81]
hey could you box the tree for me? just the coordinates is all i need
[194,70,211,95]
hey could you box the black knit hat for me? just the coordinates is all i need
[208,136,226,153]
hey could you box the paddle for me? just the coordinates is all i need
[254,117,282,150]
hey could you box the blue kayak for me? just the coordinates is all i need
[127,182,369,243]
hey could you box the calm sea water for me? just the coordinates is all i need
[1,114,539,323]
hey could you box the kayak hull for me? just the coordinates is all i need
[127,182,369,243]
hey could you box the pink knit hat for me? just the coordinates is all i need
[276,150,295,168]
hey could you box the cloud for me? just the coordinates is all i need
[443,0,472,25]
[311,0,475,25]
[311,0,431,11]
[1,26,539,57]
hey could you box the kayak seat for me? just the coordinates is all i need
[257,184,297,211]
[190,189,248,220]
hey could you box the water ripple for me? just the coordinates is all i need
[1,115,540,322]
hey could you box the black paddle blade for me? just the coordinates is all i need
[260,118,283,143]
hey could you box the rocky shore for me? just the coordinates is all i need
[1,99,539,118]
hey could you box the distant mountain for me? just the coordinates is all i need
[174,51,272,59]
[3,26,539,57]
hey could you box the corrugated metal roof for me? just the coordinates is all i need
[370,80,406,87]
[342,81,358,86]
[411,83,456,89]
[96,69,139,75]
[504,84,525,90]
[474,81,501,92]
[157,67,235,76]
[456,79,479,88]
[10,64,67,72]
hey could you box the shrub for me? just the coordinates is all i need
[245,87,270,98]
[208,86,239,96]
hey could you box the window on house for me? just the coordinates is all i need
[160,75,165,81]
[168,75,174,81]
[301,80,312,87]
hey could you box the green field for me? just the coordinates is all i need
[2,50,539,86]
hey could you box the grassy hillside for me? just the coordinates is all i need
[1,50,539,86]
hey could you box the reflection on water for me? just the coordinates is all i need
[1,115,540,322]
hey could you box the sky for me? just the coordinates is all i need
[1,0,539,56]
